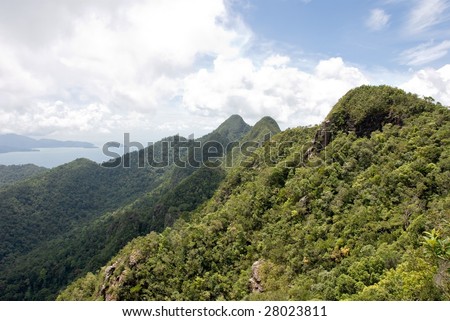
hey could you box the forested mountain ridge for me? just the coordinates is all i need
[0,115,280,300]
[199,114,252,146]
[0,164,48,187]
[0,157,171,300]
[0,166,226,300]
[59,85,450,301]
[0,158,164,264]
[241,116,281,143]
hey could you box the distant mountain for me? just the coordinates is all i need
[241,116,281,142]
[0,146,32,153]
[200,114,252,146]
[0,134,96,153]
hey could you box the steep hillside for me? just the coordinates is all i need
[0,166,225,300]
[0,158,161,264]
[59,86,449,301]
[0,164,48,187]
[0,115,279,300]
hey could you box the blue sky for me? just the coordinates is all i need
[0,0,449,144]
[236,0,450,69]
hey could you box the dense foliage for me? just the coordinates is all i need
[0,164,48,187]
[59,86,449,301]
[0,114,278,300]
[0,158,169,299]
[0,158,159,263]
[0,166,225,300]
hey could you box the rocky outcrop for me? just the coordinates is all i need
[304,120,332,160]
[100,263,117,301]
[99,249,146,301]
[249,260,264,293]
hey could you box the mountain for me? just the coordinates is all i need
[0,134,37,151]
[326,85,436,136]
[218,115,281,168]
[0,164,48,187]
[34,139,95,148]
[0,158,163,263]
[200,114,252,146]
[241,116,281,142]
[0,134,96,153]
[0,165,225,300]
[58,86,449,301]
[0,115,281,300]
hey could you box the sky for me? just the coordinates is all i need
[0,0,449,144]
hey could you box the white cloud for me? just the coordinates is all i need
[0,42,50,109]
[366,9,390,31]
[401,65,450,105]
[263,55,291,67]
[0,0,250,140]
[400,40,450,66]
[0,101,112,135]
[1,0,448,144]
[182,56,368,127]
[407,0,450,34]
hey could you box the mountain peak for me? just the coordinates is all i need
[326,85,436,137]
[216,114,248,131]
[202,115,251,145]
[226,114,245,122]
[254,116,280,131]
[242,116,281,142]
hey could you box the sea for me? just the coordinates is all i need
[0,147,112,168]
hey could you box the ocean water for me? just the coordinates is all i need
[0,147,111,168]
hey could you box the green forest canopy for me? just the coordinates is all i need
[58,86,450,301]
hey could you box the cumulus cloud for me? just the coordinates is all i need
[366,9,390,31]
[1,0,449,143]
[182,56,369,127]
[0,0,250,139]
[0,101,112,135]
[263,55,291,67]
[401,65,450,105]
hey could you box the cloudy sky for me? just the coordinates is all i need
[1,0,449,144]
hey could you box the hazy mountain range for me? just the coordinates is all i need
[0,134,96,153]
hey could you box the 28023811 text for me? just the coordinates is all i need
[263,305,327,317]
